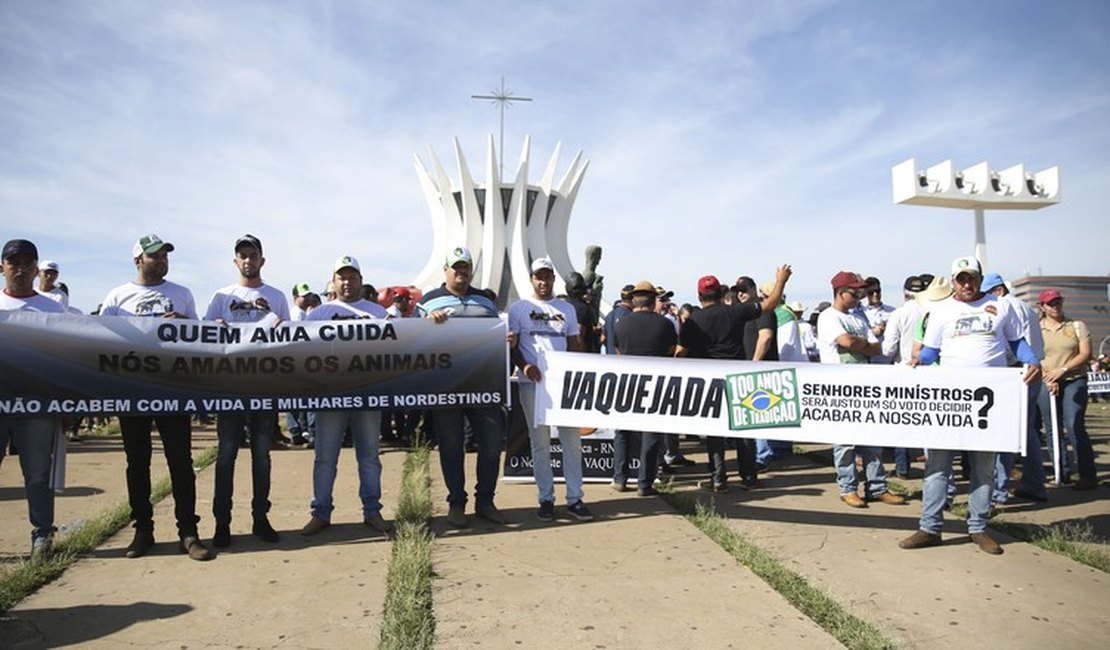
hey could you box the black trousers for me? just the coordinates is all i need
[119,415,200,538]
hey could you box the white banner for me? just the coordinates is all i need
[535,352,1028,453]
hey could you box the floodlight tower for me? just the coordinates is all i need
[892,159,1060,271]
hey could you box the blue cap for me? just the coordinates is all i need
[980,272,1005,293]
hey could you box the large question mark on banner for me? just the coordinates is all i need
[972,387,995,430]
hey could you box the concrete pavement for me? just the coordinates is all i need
[1,411,1107,648]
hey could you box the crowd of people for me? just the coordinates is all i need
[0,234,1101,563]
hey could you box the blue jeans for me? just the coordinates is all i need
[0,416,58,542]
[994,382,1049,501]
[214,410,276,523]
[520,382,583,504]
[311,410,382,520]
[707,436,758,485]
[833,445,889,497]
[1038,377,1095,482]
[921,448,994,534]
[432,407,504,508]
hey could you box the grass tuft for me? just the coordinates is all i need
[661,489,897,650]
[379,444,436,650]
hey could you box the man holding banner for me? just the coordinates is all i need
[417,246,507,528]
[100,234,213,561]
[1,239,65,562]
[300,255,393,537]
[902,256,1042,555]
[508,257,594,522]
[817,271,906,509]
[205,234,289,548]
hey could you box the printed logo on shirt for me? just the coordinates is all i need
[953,313,995,337]
[229,298,271,313]
[133,293,175,316]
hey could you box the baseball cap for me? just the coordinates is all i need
[830,271,867,290]
[697,275,722,296]
[732,275,755,293]
[980,272,1005,293]
[292,282,311,297]
[39,259,59,272]
[950,256,982,277]
[445,246,473,267]
[234,234,263,255]
[530,257,555,274]
[655,286,674,301]
[132,234,174,258]
[631,280,656,295]
[864,276,881,290]
[333,255,360,273]
[393,287,412,300]
[2,239,38,260]
[903,275,926,293]
[619,284,635,300]
[1038,289,1063,304]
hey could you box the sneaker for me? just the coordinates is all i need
[699,480,729,494]
[126,529,155,559]
[31,534,54,563]
[475,504,507,525]
[1011,488,1048,502]
[300,516,330,536]
[213,522,232,548]
[899,530,942,550]
[290,434,306,446]
[252,517,280,542]
[637,486,658,497]
[665,455,695,467]
[872,492,907,505]
[536,500,555,522]
[969,532,1003,555]
[179,535,214,561]
[446,507,469,528]
[609,480,629,493]
[364,513,394,534]
[566,501,594,522]
[840,493,867,508]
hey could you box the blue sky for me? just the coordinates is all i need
[2,0,1108,314]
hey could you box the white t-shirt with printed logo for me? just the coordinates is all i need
[100,281,198,319]
[817,307,876,365]
[508,296,580,372]
[205,283,290,323]
[922,293,1021,368]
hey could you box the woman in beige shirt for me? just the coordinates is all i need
[1036,289,1096,489]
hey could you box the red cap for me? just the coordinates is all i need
[697,275,722,296]
[830,271,867,290]
[1038,289,1063,304]
[394,287,411,299]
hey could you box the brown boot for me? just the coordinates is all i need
[899,530,942,550]
[969,532,1003,555]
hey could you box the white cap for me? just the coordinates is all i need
[950,256,982,277]
[333,255,361,273]
[530,257,555,274]
[39,259,59,272]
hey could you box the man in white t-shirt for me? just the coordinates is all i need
[508,257,593,523]
[879,274,930,478]
[99,233,212,561]
[1,239,66,562]
[36,259,69,308]
[300,255,393,537]
[205,234,290,548]
[862,276,896,365]
[817,271,906,509]
[901,257,1041,555]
